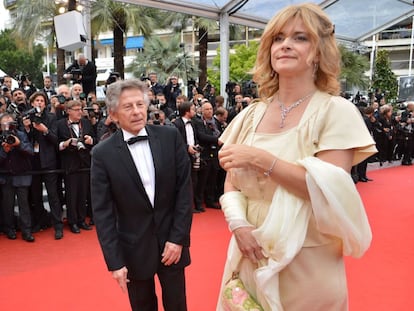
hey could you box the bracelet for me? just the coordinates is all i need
[263,158,277,177]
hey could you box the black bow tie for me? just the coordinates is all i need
[70,121,80,125]
[127,135,148,145]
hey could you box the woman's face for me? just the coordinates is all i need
[270,18,315,78]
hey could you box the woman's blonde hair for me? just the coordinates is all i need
[253,3,340,99]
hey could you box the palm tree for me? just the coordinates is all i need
[128,34,196,83]
[90,0,156,79]
[11,0,78,85]
[339,45,370,91]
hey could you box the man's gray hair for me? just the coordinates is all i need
[105,79,150,113]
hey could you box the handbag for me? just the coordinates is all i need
[221,268,264,311]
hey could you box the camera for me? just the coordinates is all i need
[0,121,17,145]
[23,106,43,124]
[70,68,82,81]
[192,145,203,170]
[241,101,248,109]
[70,137,86,150]
[6,102,25,117]
[79,92,87,101]
[56,94,68,105]
[140,75,150,82]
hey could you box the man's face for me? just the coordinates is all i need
[110,88,147,135]
[31,95,46,112]
[201,103,214,119]
[67,104,83,122]
[170,77,178,85]
[216,111,228,123]
[71,84,83,98]
[12,90,26,104]
[58,86,71,99]
[157,95,167,105]
[149,74,157,83]
[3,77,12,89]
[44,78,52,88]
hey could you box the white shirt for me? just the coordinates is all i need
[123,128,155,207]
[182,117,195,146]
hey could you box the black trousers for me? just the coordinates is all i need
[1,183,32,234]
[64,170,89,225]
[195,158,219,206]
[30,164,63,230]
[127,267,187,311]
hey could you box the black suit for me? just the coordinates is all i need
[57,118,95,226]
[174,117,200,210]
[26,111,63,231]
[91,125,192,311]
[193,117,221,207]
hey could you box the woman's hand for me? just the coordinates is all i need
[219,144,256,171]
[233,226,264,264]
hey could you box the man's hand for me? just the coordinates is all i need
[161,241,183,266]
[111,266,129,293]
[83,135,93,145]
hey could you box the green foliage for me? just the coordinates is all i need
[0,29,44,87]
[339,45,370,90]
[372,49,398,103]
[128,35,197,84]
[207,41,259,93]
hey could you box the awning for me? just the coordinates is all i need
[97,35,144,49]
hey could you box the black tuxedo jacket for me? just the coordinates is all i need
[56,117,95,172]
[174,117,198,149]
[91,125,192,279]
[27,111,59,169]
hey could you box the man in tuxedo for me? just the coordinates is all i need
[173,101,203,213]
[57,100,95,233]
[91,79,192,311]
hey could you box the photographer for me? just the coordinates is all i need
[18,75,37,99]
[57,100,95,234]
[0,113,35,242]
[10,88,31,117]
[163,75,181,111]
[173,101,202,213]
[52,84,72,120]
[63,54,97,96]
[148,72,164,95]
[193,101,223,210]
[22,92,63,239]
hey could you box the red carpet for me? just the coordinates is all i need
[0,164,413,310]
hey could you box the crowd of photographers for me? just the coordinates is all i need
[0,69,259,243]
[351,90,414,183]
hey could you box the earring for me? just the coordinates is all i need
[312,63,319,78]
[270,70,276,78]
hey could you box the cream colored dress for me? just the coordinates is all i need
[217,91,377,311]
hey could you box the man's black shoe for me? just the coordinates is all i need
[7,230,17,240]
[359,177,368,182]
[206,202,221,209]
[22,233,35,242]
[69,224,81,233]
[55,229,64,240]
[78,222,92,230]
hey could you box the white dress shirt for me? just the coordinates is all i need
[123,128,155,207]
[182,117,195,146]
